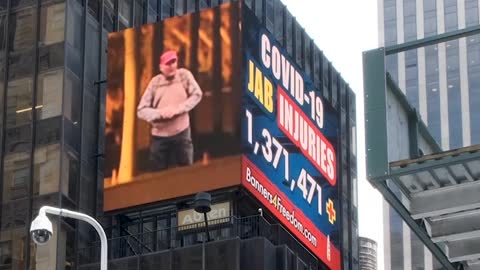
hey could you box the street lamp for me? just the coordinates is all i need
[194,192,212,242]
[30,206,108,270]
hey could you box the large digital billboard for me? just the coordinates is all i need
[105,3,241,211]
[241,6,341,270]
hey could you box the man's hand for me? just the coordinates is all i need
[139,108,161,123]
[144,111,160,122]
[159,106,178,119]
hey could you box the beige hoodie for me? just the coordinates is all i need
[137,68,202,137]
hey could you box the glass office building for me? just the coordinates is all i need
[359,237,377,270]
[379,0,479,269]
[0,1,358,269]
[379,0,480,150]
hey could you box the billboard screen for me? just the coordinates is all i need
[105,3,241,211]
[241,6,341,270]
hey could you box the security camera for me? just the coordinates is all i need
[30,214,53,245]
[258,208,263,216]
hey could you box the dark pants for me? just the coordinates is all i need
[149,128,193,171]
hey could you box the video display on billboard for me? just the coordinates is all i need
[241,6,341,270]
[105,3,241,210]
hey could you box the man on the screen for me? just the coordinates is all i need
[137,50,202,171]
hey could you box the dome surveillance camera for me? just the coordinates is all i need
[258,208,263,216]
[30,214,53,245]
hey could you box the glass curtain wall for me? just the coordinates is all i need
[0,0,67,269]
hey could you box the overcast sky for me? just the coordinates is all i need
[278,0,385,268]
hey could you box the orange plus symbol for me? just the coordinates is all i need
[326,199,336,224]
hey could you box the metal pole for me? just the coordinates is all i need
[40,206,108,270]
[202,239,206,270]
[203,212,211,242]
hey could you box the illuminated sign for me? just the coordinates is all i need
[178,202,230,229]
[241,6,341,270]
[104,3,242,211]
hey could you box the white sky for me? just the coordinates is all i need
[278,0,385,269]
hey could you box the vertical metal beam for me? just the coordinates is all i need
[0,0,11,243]
[73,0,88,268]
[26,0,43,269]
[375,181,457,270]
[212,6,222,132]
[363,48,389,180]
[114,0,119,31]
[345,88,355,270]
[94,0,106,220]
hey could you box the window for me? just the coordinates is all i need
[331,67,338,108]
[5,124,31,154]
[149,0,158,11]
[175,0,185,15]
[104,0,116,31]
[3,152,30,201]
[411,232,425,270]
[384,19,397,46]
[0,2,6,13]
[424,0,437,36]
[36,116,61,147]
[66,0,84,77]
[386,54,398,83]
[322,59,330,99]
[134,0,144,27]
[0,241,12,266]
[6,78,33,128]
[468,35,480,144]
[12,159,29,187]
[161,0,173,19]
[88,0,101,20]
[63,68,82,124]
[148,6,158,23]
[444,0,458,32]
[384,0,396,46]
[405,50,418,109]
[33,144,61,196]
[265,0,274,32]
[199,0,208,10]
[425,45,441,143]
[119,0,132,29]
[446,40,462,149]
[63,70,82,149]
[37,69,63,120]
[0,58,4,125]
[9,9,36,53]
[295,23,302,67]
[313,48,320,85]
[11,0,35,10]
[403,0,416,42]
[85,18,100,85]
[8,48,35,81]
[186,0,196,13]
[285,11,293,55]
[0,15,6,54]
[254,0,263,19]
[40,3,65,46]
[304,33,311,76]
[465,0,479,26]
[273,1,284,45]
